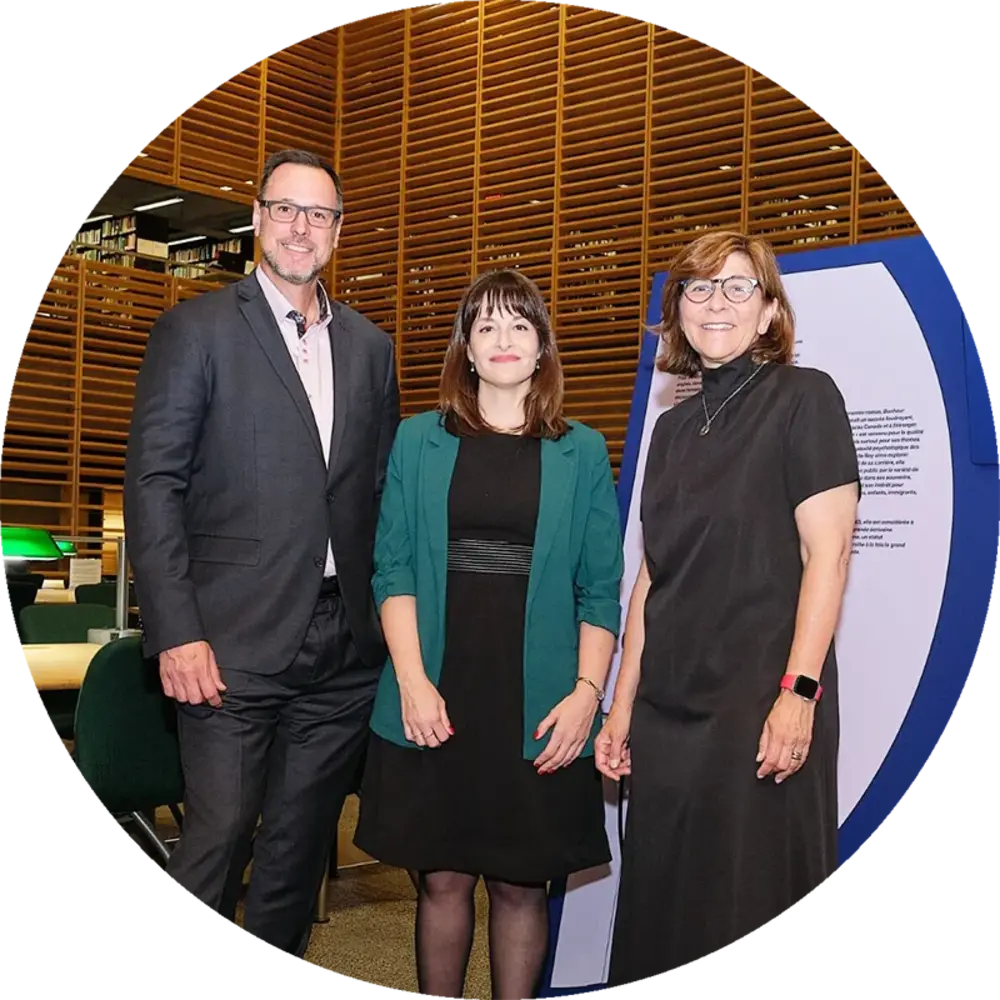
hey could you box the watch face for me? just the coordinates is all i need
[793,675,820,700]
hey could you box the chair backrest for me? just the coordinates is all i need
[19,602,116,643]
[74,635,184,814]
[6,577,42,640]
[74,582,118,608]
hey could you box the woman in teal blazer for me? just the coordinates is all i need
[354,269,623,999]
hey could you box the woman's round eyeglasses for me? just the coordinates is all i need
[680,276,761,304]
[258,199,342,229]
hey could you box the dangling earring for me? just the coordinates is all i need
[469,360,476,374]
[534,358,540,372]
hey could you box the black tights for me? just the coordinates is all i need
[415,870,549,999]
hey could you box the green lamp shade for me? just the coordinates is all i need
[56,538,77,556]
[1,525,64,561]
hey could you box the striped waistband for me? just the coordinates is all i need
[447,537,533,576]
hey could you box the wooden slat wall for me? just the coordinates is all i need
[263,30,338,163]
[5,7,919,540]
[179,65,263,198]
[555,7,648,460]
[335,13,406,336]
[1,260,79,534]
[397,2,481,416]
[77,264,172,551]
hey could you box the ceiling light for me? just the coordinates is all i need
[136,152,149,158]
[134,197,184,211]
[219,185,233,192]
[228,224,255,234]
[83,214,113,224]
[167,235,207,247]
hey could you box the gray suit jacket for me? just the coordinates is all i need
[123,272,400,673]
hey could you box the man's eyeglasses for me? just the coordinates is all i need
[680,276,761,304]
[258,199,343,229]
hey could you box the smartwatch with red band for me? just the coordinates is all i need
[780,673,823,702]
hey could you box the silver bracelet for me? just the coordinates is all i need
[576,676,605,702]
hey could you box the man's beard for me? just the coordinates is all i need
[262,245,328,286]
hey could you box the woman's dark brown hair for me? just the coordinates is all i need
[654,231,796,375]
[439,269,568,438]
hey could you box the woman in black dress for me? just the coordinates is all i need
[355,270,623,998]
[596,232,860,982]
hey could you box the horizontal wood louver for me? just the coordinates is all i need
[555,7,649,470]
[178,64,262,203]
[477,0,561,294]
[855,156,918,242]
[334,12,407,337]
[746,72,853,249]
[76,263,171,547]
[6,9,924,545]
[399,2,481,416]
[173,273,243,304]
[126,122,178,185]
[1,258,80,534]
[263,30,338,164]
[646,31,745,272]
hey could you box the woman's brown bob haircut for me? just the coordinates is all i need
[655,231,796,376]
[439,269,568,438]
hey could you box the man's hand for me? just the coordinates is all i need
[159,640,226,707]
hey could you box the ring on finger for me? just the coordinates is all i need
[790,750,804,761]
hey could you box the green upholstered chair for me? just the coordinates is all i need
[73,635,184,863]
[74,582,118,608]
[19,603,118,739]
[19,602,116,643]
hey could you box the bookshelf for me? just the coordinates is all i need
[70,214,170,271]
[169,235,254,279]
[70,213,253,280]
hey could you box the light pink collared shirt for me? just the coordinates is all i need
[255,265,337,577]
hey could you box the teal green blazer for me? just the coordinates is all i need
[369,410,624,759]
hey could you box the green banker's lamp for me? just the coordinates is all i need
[2,525,64,565]
[2,525,137,644]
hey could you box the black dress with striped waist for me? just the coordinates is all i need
[354,430,610,882]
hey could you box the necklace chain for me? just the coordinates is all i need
[699,362,767,436]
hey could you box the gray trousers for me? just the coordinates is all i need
[167,585,377,955]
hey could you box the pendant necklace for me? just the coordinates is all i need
[699,361,768,436]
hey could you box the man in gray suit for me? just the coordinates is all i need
[124,148,399,955]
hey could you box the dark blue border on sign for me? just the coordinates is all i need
[540,235,998,995]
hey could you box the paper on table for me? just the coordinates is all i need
[69,558,102,588]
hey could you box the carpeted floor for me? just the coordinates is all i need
[146,795,493,997]
[304,796,492,997]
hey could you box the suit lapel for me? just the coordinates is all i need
[325,303,355,486]
[237,276,324,462]
[421,419,459,606]
[526,432,577,611]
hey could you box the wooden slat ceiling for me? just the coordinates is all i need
[5,4,919,541]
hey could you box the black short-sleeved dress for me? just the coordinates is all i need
[608,352,859,984]
[354,431,610,883]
